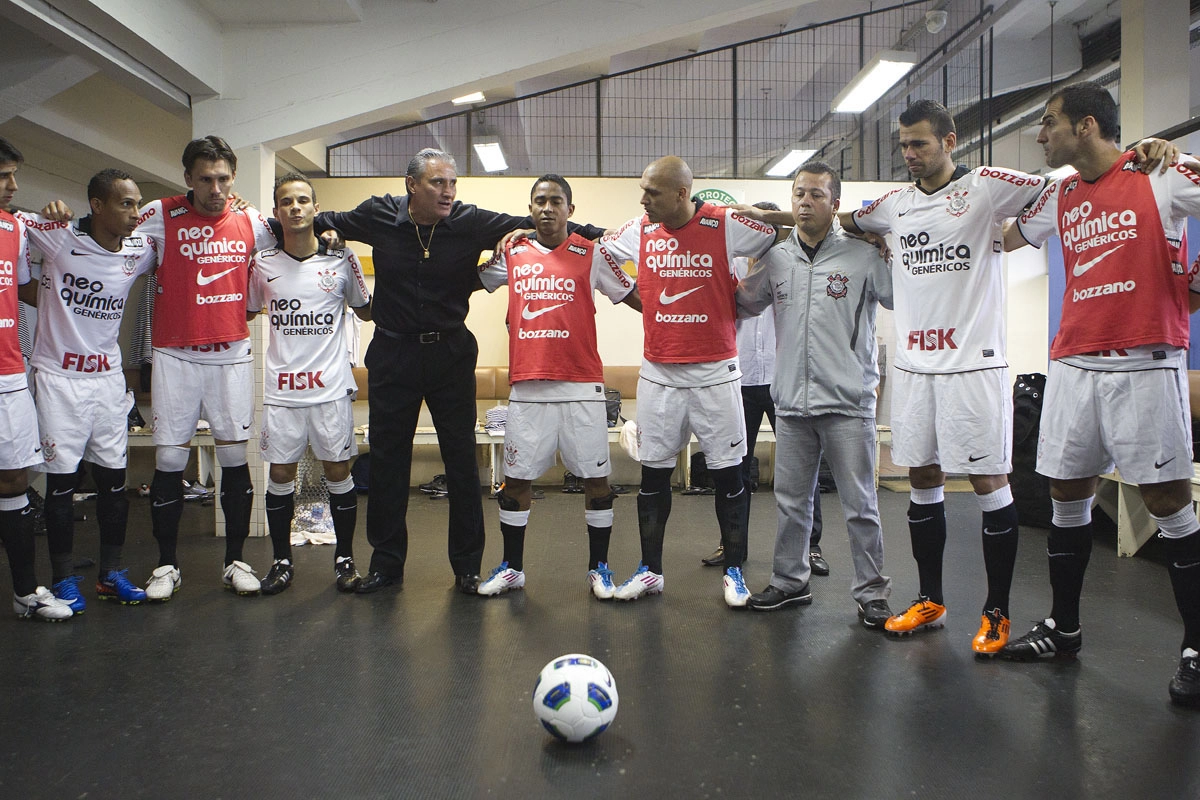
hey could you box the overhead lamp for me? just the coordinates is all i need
[473,139,508,172]
[452,91,486,105]
[831,50,919,113]
[765,149,818,178]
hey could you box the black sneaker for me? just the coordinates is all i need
[562,472,583,494]
[1169,653,1200,707]
[1000,620,1082,661]
[419,474,448,496]
[747,583,812,611]
[334,556,361,593]
[858,598,893,629]
[260,560,294,596]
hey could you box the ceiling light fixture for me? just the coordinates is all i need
[452,91,486,105]
[765,149,818,178]
[473,140,508,172]
[831,50,919,113]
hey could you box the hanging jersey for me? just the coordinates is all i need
[0,210,30,391]
[138,195,276,363]
[248,246,370,407]
[18,214,157,378]
[853,165,1044,374]
[480,233,634,387]
[1017,152,1200,366]
[603,201,774,365]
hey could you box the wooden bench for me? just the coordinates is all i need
[1095,465,1200,557]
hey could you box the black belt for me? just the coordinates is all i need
[375,326,460,344]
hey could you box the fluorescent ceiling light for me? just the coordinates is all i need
[473,141,508,172]
[831,50,919,113]
[452,91,486,105]
[765,149,818,178]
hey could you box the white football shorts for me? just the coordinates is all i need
[890,367,1012,474]
[0,387,42,471]
[636,378,745,470]
[152,353,253,445]
[33,370,131,472]
[260,396,357,464]
[501,400,611,480]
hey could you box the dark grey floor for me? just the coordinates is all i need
[2,485,1199,799]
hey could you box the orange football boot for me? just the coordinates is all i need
[971,608,1010,656]
[884,597,947,636]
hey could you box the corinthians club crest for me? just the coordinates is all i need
[504,442,519,467]
[826,273,849,299]
[945,189,970,217]
[40,437,57,464]
[317,269,337,293]
[123,254,139,276]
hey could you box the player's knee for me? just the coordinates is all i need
[587,492,617,511]
[90,464,126,494]
[155,445,190,473]
[496,490,521,512]
[640,466,673,494]
[216,442,248,469]
[710,465,743,497]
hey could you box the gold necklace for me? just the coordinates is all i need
[409,210,438,259]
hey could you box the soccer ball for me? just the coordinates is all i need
[532,653,619,743]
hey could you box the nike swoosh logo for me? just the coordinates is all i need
[774,281,785,289]
[1072,244,1123,277]
[898,210,909,217]
[730,438,744,448]
[110,486,124,493]
[908,516,934,524]
[521,302,567,320]
[70,249,89,256]
[982,527,1014,536]
[266,275,282,282]
[265,505,288,512]
[152,499,180,508]
[1155,457,1176,469]
[659,286,702,305]
[51,488,74,496]
[968,455,987,462]
[196,265,240,286]
[335,505,357,512]
[1172,561,1200,570]
[242,424,252,430]
[597,459,608,467]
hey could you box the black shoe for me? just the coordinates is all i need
[809,551,830,576]
[455,573,482,594]
[334,557,362,593]
[748,583,812,611]
[419,474,448,497]
[127,404,147,431]
[858,598,893,629]
[355,571,402,594]
[562,472,584,494]
[1169,653,1200,707]
[701,545,725,567]
[1000,620,1082,661]
[260,560,294,596]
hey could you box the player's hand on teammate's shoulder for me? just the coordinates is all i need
[1130,137,1182,174]
[319,229,345,250]
[846,229,892,263]
[227,191,252,212]
[40,200,73,221]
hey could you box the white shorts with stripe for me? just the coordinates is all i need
[0,387,42,471]
[260,396,356,464]
[152,353,253,445]
[890,368,1012,474]
[502,400,611,480]
[1037,359,1194,484]
[636,378,745,470]
[32,370,131,472]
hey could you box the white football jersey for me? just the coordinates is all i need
[19,213,157,378]
[247,246,370,407]
[852,166,1044,373]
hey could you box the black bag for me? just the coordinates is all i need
[350,452,370,494]
[604,388,622,428]
[683,450,715,494]
[1010,373,1052,528]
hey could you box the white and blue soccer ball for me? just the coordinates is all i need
[532,653,619,743]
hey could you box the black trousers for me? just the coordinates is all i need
[364,328,485,577]
[742,383,821,548]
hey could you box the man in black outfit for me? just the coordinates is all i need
[318,148,604,594]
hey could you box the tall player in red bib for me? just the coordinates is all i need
[135,136,279,599]
[0,137,72,621]
[477,175,640,599]
[1004,82,1200,706]
[602,156,777,608]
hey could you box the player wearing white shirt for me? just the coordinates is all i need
[475,175,640,599]
[835,100,1046,653]
[247,174,371,596]
[20,169,158,611]
[1002,82,1200,706]
[0,137,72,621]
[600,156,776,608]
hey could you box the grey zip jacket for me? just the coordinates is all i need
[736,225,892,419]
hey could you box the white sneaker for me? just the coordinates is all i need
[587,562,616,600]
[723,566,751,608]
[13,586,73,621]
[222,561,261,595]
[478,562,525,596]
[145,565,182,602]
[614,563,664,600]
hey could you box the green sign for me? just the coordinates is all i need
[694,188,738,206]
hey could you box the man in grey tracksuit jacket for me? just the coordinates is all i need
[736,160,893,625]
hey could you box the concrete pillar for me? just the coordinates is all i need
[1119,0,1189,142]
